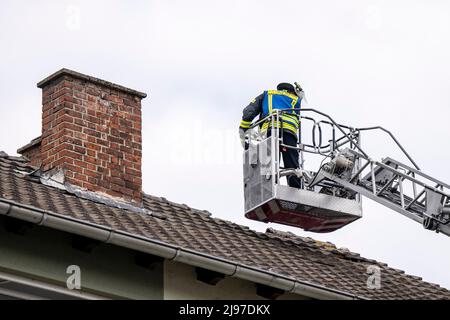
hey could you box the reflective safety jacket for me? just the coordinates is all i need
[239,90,301,136]
[260,90,300,135]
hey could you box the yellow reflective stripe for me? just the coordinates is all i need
[268,93,273,113]
[261,121,298,134]
[261,125,297,134]
[281,123,298,132]
[283,113,299,120]
[240,120,251,129]
[282,114,299,125]
[267,90,298,100]
[262,118,300,128]
[291,96,298,108]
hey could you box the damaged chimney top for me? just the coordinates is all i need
[19,68,147,206]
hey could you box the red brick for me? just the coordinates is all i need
[82,182,98,191]
[86,87,101,97]
[83,127,101,138]
[84,168,99,179]
[73,159,88,169]
[111,183,123,193]
[98,179,111,189]
[74,146,86,155]
[111,169,122,177]
[64,123,83,132]
[65,163,83,174]
[73,173,88,182]
[59,150,83,161]
[66,109,83,119]
[87,177,98,185]
[125,180,140,191]
[86,149,96,157]
[86,135,97,143]
[84,155,102,166]
[125,167,141,177]
[96,138,109,147]
[83,142,101,151]
[108,136,124,145]
[74,91,87,100]
[98,153,109,161]
[74,118,87,127]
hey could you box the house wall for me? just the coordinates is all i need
[0,216,163,299]
[163,260,308,300]
[0,216,310,300]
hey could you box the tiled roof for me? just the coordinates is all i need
[0,153,449,300]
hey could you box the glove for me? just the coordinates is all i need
[294,82,305,100]
[239,128,246,148]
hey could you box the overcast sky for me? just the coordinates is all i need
[1,0,449,290]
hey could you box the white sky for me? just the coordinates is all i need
[1,0,449,290]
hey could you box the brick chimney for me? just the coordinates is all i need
[19,69,147,206]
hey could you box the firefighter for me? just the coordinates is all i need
[239,83,303,188]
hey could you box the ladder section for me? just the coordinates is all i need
[319,150,450,237]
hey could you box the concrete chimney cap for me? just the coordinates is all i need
[37,68,148,99]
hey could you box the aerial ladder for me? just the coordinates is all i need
[243,105,450,237]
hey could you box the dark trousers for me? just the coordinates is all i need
[268,129,302,188]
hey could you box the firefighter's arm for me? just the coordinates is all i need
[239,93,264,132]
[239,93,264,148]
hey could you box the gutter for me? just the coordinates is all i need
[0,198,367,300]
